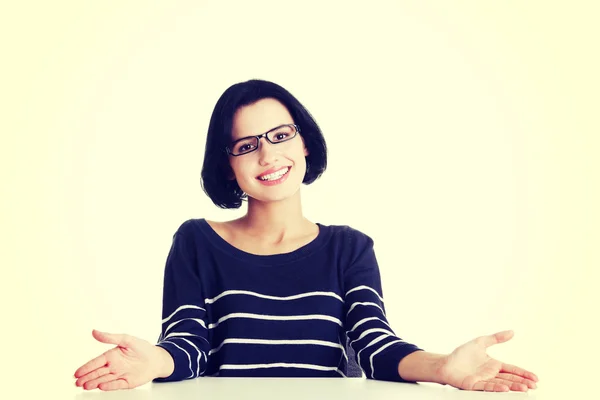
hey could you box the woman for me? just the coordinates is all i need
[74,79,538,392]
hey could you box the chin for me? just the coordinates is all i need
[247,185,301,204]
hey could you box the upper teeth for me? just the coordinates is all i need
[259,167,289,181]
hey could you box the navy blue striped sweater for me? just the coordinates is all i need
[153,219,422,382]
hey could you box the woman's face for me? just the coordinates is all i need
[228,98,309,203]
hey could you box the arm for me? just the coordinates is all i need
[343,228,424,382]
[343,230,539,391]
[397,351,446,384]
[155,346,176,378]
[152,223,210,382]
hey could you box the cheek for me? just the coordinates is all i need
[230,160,253,181]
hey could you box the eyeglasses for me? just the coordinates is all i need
[226,124,300,156]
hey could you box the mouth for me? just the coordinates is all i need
[256,166,291,182]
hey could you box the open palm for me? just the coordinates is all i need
[74,330,165,391]
[438,330,538,392]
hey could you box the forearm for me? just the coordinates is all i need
[397,351,447,384]
[154,346,175,379]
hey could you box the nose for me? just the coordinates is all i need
[257,136,280,165]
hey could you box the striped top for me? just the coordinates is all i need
[153,219,422,383]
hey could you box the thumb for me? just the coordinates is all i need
[92,329,129,346]
[481,330,514,348]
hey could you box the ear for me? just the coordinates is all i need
[226,167,236,181]
[300,135,309,157]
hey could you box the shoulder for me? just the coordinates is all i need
[170,218,212,246]
[165,218,216,259]
[323,222,375,257]
[326,222,373,242]
[174,218,203,235]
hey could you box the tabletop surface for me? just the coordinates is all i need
[69,378,542,400]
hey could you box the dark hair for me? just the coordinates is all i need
[200,79,328,209]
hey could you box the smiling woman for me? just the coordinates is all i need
[73,79,538,392]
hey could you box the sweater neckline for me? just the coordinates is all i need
[196,218,331,266]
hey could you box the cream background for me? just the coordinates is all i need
[1,1,598,398]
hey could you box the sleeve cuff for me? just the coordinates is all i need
[152,342,191,383]
[371,344,424,383]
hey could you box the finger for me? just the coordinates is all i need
[83,372,118,390]
[98,379,129,391]
[74,354,107,379]
[496,372,538,389]
[472,381,509,392]
[92,329,130,347]
[479,330,514,348]
[488,378,528,392]
[501,363,539,382]
[76,366,110,387]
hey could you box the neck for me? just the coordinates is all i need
[240,189,310,243]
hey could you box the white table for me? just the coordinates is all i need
[70,378,541,400]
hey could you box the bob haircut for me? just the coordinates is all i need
[201,79,328,209]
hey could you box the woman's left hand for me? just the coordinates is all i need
[437,330,539,392]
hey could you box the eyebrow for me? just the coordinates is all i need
[231,124,291,142]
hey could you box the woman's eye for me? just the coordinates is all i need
[275,133,288,140]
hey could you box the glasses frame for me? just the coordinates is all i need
[225,124,301,156]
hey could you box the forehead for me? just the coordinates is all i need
[231,98,294,140]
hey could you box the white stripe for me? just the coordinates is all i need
[178,337,208,377]
[162,305,205,324]
[164,318,206,335]
[160,340,194,379]
[350,328,395,346]
[208,312,342,329]
[356,333,392,367]
[219,363,342,372]
[347,302,385,316]
[346,285,384,303]
[339,338,348,361]
[370,339,405,379]
[163,331,210,345]
[209,338,345,355]
[348,317,391,333]
[205,290,343,304]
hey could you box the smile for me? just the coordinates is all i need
[256,166,291,184]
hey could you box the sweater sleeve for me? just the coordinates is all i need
[153,222,210,382]
[343,227,423,382]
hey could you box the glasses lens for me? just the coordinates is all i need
[232,137,258,155]
[267,125,297,143]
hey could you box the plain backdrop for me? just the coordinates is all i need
[1,1,598,398]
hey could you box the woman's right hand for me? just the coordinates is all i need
[74,329,174,391]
